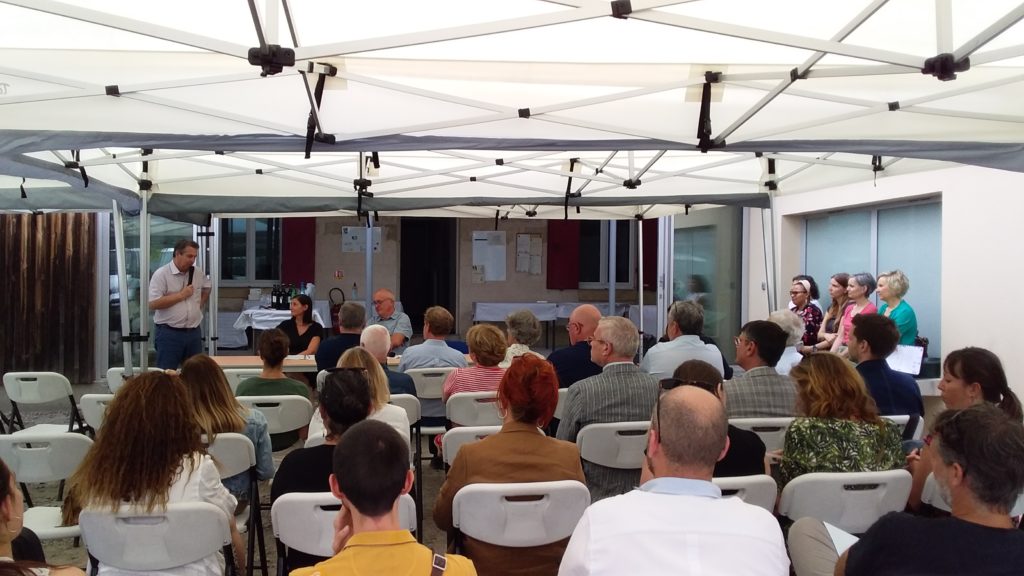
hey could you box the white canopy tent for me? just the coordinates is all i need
[1,0,1022,371]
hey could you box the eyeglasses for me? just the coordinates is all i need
[734,335,751,347]
[566,321,580,332]
[372,299,393,306]
[587,336,608,346]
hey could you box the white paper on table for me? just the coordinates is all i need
[823,522,859,555]
[886,345,924,374]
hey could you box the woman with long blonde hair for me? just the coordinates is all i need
[180,354,274,505]
[62,371,246,574]
[778,353,903,489]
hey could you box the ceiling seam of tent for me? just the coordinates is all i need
[972,43,1024,65]
[121,93,303,136]
[231,152,355,184]
[763,153,873,171]
[98,149,141,183]
[901,106,1024,125]
[952,3,1024,62]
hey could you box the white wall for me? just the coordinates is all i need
[747,165,1024,398]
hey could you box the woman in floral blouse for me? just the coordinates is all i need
[778,353,904,489]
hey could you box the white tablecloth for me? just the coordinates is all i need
[556,302,628,319]
[473,302,559,322]
[233,309,327,331]
[216,312,249,349]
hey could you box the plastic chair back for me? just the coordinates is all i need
[237,395,313,435]
[446,392,501,427]
[272,492,417,558]
[553,388,568,421]
[3,372,72,404]
[712,474,778,512]
[105,367,161,394]
[80,394,114,430]
[205,433,257,478]
[223,369,264,394]
[441,426,502,465]
[452,480,590,547]
[576,422,649,470]
[778,470,912,534]
[390,394,421,425]
[406,367,456,400]
[80,502,231,571]
[0,432,93,483]
[729,417,794,451]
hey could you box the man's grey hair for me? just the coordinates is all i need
[668,300,704,335]
[598,316,640,359]
[360,324,391,359]
[768,309,804,347]
[339,301,366,330]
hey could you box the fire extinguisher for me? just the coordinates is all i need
[329,287,346,335]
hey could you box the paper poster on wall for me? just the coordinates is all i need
[516,233,543,275]
[341,226,381,253]
[472,231,506,281]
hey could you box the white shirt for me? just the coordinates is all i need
[149,261,207,328]
[775,346,803,376]
[640,335,725,380]
[307,403,410,446]
[558,477,789,576]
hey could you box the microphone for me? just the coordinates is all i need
[187,266,195,286]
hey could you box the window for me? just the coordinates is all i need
[804,200,941,353]
[220,218,281,284]
[578,220,634,289]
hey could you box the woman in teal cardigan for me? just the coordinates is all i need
[877,269,918,345]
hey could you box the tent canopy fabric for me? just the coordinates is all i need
[1,0,1022,220]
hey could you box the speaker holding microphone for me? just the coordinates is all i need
[187,265,195,286]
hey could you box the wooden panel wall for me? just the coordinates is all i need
[0,213,96,383]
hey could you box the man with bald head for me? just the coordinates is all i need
[547,304,603,388]
[559,386,789,576]
[361,324,415,396]
[369,288,413,354]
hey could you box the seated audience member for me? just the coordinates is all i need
[809,273,850,354]
[848,314,924,418]
[831,272,877,355]
[557,316,659,502]
[180,354,274,507]
[291,421,476,576]
[236,328,310,450]
[907,347,1023,511]
[0,459,85,575]
[778,353,903,490]
[768,309,805,376]
[877,269,918,345]
[360,324,415,396]
[315,301,365,371]
[397,306,467,423]
[666,360,767,478]
[789,278,823,349]
[63,372,246,574]
[369,288,413,354]
[500,309,546,367]
[434,355,585,576]
[723,320,797,418]
[271,370,372,572]
[309,348,409,444]
[278,293,324,356]
[558,386,789,576]
[547,304,602,388]
[641,300,725,379]
[789,403,1024,576]
[443,324,508,407]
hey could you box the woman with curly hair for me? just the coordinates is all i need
[179,354,274,508]
[62,371,246,574]
[778,353,903,489]
[442,324,508,406]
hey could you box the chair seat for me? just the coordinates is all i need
[421,425,446,436]
[12,424,77,436]
[25,506,80,540]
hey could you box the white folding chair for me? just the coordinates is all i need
[389,393,424,536]
[778,470,913,534]
[236,395,313,440]
[441,426,502,466]
[79,394,114,431]
[576,422,650,470]
[315,369,330,391]
[729,417,794,452]
[553,388,568,421]
[3,372,89,435]
[105,367,161,394]
[206,432,267,575]
[921,473,1024,516]
[0,432,93,539]
[80,502,231,572]
[224,369,265,395]
[452,480,590,548]
[445,392,502,427]
[272,492,417,572]
[406,367,456,436]
[712,474,779,512]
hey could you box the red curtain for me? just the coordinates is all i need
[546,220,580,289]
[280,217,316,284]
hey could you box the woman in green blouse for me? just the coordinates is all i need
[778,353,904,489]
[877,269,918,345]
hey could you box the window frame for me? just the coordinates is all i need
[219,217,282,287]
[578,219,636,290]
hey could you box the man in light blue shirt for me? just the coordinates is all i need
[396,306,467,373]
[369,288,413,355]
[641,300,725,379]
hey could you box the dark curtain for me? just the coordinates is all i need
[0,213,96,383]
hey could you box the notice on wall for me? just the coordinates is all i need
[341,226,381,253]
[516,233,543,275]
[472,231,506,281]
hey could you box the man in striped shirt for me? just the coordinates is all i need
[557,316,660,502]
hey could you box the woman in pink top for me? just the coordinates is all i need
[831,271,877,356]
[443,323,507,404]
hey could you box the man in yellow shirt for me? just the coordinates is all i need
[291,420,476,576]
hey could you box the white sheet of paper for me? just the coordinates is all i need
[823,522,859,555]
[887,345,924,374]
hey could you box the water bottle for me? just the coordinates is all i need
[351,282,358,300]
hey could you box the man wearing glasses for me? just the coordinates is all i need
[640,300,725,380]
[547,304,603,389]
[556,316,660,502]
[369,288,413,355]
[558,385,789,576]
[723,320,797,418]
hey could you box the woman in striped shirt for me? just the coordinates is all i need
[442,324,508,418]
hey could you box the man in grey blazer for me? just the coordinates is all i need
[724,320,797,418]
[557,316,660,502]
